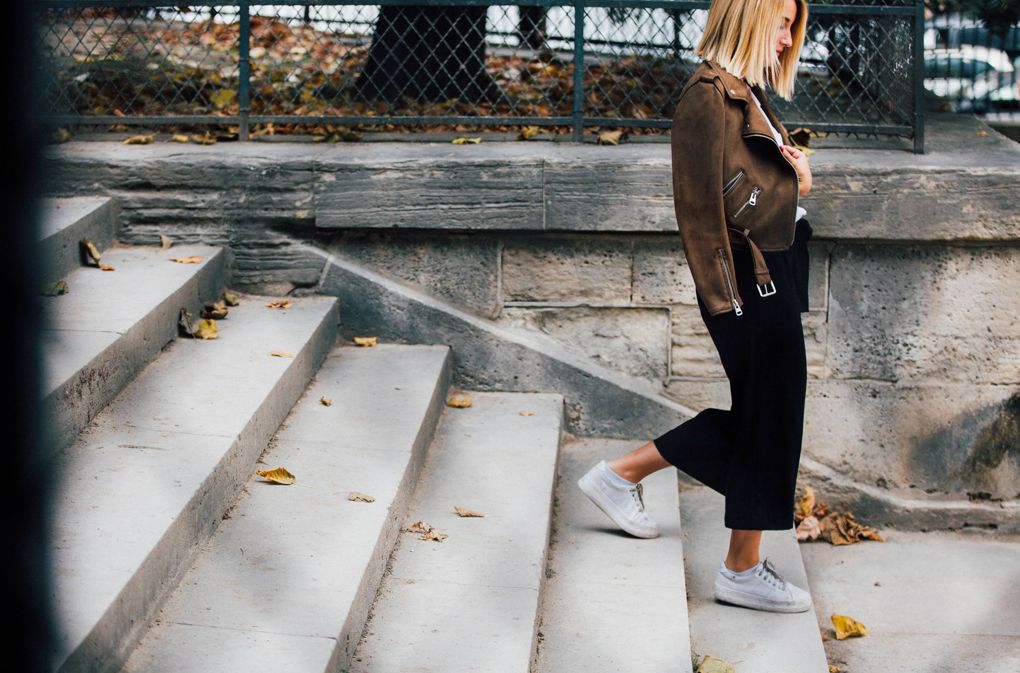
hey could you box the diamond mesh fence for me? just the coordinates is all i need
[37,1,928,150]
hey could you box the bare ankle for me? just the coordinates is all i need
[724,557,760,573]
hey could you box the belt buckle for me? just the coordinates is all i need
[757,280,776,297]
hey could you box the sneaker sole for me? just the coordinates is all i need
[713,583,812,613]
[577,470,659,539]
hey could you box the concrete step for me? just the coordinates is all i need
[534,437,693,673]
[50,293,339,673]
[349,390,564,673]
[38,196,120,282]
[677,480,830,672]
[40,241,225,456]
[119,343,454,673]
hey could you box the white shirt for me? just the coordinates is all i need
[747,85,807,223]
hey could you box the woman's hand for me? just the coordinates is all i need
[780,144,812,196]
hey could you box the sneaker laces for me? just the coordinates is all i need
[630,482,646,511]
[757,557,787,590]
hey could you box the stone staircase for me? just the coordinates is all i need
[41,196,830,673]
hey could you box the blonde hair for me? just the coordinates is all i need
[695,0,808,100]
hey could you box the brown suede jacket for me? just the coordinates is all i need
[670,59,801,317]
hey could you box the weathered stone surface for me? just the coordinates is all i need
[502,236,632,302]
[326,230,500,319]
[828,244,1020,384]
[496,306,669,380]
[669,304,724,379]
[632,238,698,306]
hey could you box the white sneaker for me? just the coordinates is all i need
[577,459,659,538]
[714,556,813,613]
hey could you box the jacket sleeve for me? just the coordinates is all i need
[670,80,742,316]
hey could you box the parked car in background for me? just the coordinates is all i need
[924,45,1018,113]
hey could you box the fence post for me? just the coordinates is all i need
[238,1,250,141]
[913,0,925,153]
[572,2,584,142]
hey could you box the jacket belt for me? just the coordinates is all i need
[726,226,777,297]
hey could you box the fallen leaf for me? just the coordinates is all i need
[123,133,155,145]
[976,129,989,137]
[42,279,69,296]
[795,514,821,541]
[159,234,172,249]
[80,239,102,266]
[265,300,292,309]
[177,308,196,337]
[170,134,190,143]
[519,410,534,416]
[353,336,377,346]
[451,136,481,144]
[695,654,735,673]
[256,466,296,485]
[597,129,623,145]
[270,351,293,358]
[519,125,539,139]
[201,299,228,319]
[222,290,240,306]
[191,131,217,145]
[99,264,115,271]
[454,505,484,517]
[194,319,218,340]
[446,394,472,408]
[831,614,868,640]
[170,256,203,264]
[348,491,375,502]
[320,396,332,406]
[407,520,448,541]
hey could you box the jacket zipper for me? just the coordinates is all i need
[722,170,745,196]
[733,186,761,219]
[717,249,742,316]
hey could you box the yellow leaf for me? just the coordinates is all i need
[256,466,296,485]
[159,234,172,249]
[265,300,292,309]
[320,396,332,406]
[454,505,484,517]
[123,133,155,145]
[597,129,623,145]
[195,319,218,340]
[348,491,375,502]
[519,125,539,139]
[170,134,190,143]
[831,614,868,639]
[695,655,735,673]
[210,88,237,109]
[170,256,203,264]
[976,129,989,137]
[222,291,240,306]
[451,136,481,144]
[352,336,377,346]
[446,394,472,408]
[80,239,101,265]
[270,351,293,358]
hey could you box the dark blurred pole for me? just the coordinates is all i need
[8,1,54,672]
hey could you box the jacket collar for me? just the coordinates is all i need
[697,60,791,147]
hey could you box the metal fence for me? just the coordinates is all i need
[924,11,1020,121]
[37,1,928,151]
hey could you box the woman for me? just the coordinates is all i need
[577,0,814,614]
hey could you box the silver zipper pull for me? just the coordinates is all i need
[748,187,760,206]
[732,299,742,316]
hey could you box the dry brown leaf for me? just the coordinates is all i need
[795,514,821,541]
[831,614,868,640]
[53,127,72,143]
[42,280,69,296]
[407,520,448,541]
[348,491,375,502]
[694,654,735,673]
[170,134,190,143]
[446,394,472,408]
[99,264,115,271]
[320,396,332,406]
[519,125,539,140]
[123,133,155,145]
[80,239,102,266]
[265,300,292,309]
[256,466,296,485]
[353,336,377,346]
[451,136,481,144]
[519,410,534,416]
[597,129,623,145]
[454,505,484,517]
[191,131,217,145]
[270,351,293,358]
[977,129,989,137]
[828,665,842,672]
[170,256,203,264]
[194,319,218,340]
[222,290,240,306]
[201,299,228,319]
[159,234,173,249]
[797,485,816,520]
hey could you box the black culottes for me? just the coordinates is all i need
[653,217,813,530]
